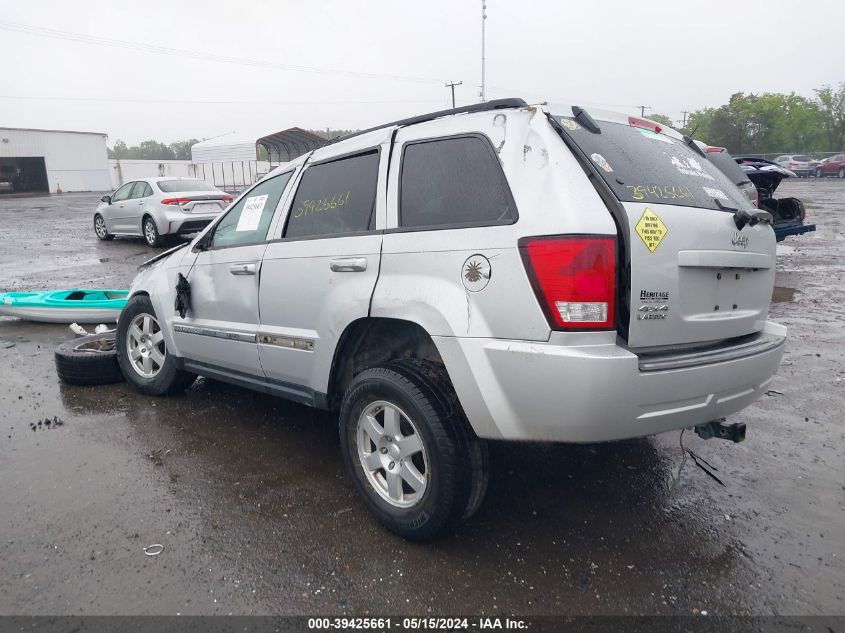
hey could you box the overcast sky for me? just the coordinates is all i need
[2,0,843,146]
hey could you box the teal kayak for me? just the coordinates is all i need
[0,289,129,323]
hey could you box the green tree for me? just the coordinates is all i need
[168,139,200,160]
[815,83,845,150]
[647,113,674,128]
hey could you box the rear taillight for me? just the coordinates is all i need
[519,235,616,330]
[161,197,191,205]
[222,195,233,204]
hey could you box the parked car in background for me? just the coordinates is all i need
[115,101,786,540]
[94,178,233,247]
[816,154,845,178]
[733,156,816,241]
[774,155,813,177]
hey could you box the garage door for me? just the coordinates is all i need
[0,157,49,193]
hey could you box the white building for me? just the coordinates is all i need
[0,127,111,193]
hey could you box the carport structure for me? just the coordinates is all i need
[191,128,327,191]
[256,128,328,164]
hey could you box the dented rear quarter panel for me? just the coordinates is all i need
[372,106,618,341]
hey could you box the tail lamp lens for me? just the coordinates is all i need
[161,198,191,205]
[520,236,616,330]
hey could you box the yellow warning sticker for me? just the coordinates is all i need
[635,207,668,253]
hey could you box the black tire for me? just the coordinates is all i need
[840,168,845,179]
[339,359,487,541]
[54,333,124,386]
[142,215,163,248]
[94,214,113,241]
[816,168,824,178]
[116,295,195,396]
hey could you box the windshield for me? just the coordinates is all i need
[554,116,754,211]
[156,179,219,193]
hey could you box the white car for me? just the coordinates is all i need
[115,100,786,540]
[94,178,232,247]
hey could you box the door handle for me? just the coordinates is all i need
[330,257,367,272]
[230,263,257,275]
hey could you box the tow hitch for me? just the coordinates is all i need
[695,419,746,443]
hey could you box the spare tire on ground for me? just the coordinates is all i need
[54,333,124,386]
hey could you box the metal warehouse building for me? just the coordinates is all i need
[0,127,111,193]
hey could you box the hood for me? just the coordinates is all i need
[734,157,795,195]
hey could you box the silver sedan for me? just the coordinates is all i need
[94,177,232,247]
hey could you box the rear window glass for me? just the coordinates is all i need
[793,155,812,162]
[555,116,753,211]
[157,179,218,192]
[704,150,750,186]
[285,150,379,238]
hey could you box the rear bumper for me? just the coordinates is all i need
[774,223,816,240]
[163,214,218,235]
[434,321,786,443]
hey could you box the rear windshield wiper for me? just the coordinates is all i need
[683,135,706,158]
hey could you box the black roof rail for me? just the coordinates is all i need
[328,97,528,145]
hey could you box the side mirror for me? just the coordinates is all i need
[101,195,111,204]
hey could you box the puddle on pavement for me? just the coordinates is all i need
[772,286,797,303]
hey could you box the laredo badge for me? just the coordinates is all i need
[635,208,668,253]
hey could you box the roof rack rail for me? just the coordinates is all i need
[329,97,528,145]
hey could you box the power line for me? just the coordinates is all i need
[0,19,446,85]
[0,94,443,106]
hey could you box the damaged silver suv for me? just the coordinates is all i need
[117,99,786,540]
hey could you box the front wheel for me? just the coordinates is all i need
[840,168,845,179]
[339,360,487,541]
[143,216,163,247]
[116,295,195,395]
[94,214,113,241]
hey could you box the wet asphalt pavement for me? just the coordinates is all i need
[0,182,843,616]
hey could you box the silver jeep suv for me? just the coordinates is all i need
[117,99,786,540]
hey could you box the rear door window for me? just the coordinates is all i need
[555,116,753,211]
[400,135,516,228]
[284,150,379,238]
[210,172,293,248]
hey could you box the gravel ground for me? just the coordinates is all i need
[0,180,842,616]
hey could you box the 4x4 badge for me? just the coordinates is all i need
[462,254,491,292]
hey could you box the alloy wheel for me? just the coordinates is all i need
[95,216,107,239]
[356,400,429,508]
[144,219,157,246]
[126,313,166,378]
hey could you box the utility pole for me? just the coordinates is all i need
[638,105,650,117]
[480,0,487,102]
[445,80,462,108]
[680,110,690,129]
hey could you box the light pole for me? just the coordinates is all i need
[480,0,487,102]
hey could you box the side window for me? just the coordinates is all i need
[284,151,379,239]
[112,182,134,202]
[210,172,293,248]
[400,135,516,229]
[129,181,148,199]
[141,183,154,197]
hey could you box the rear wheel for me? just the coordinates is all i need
[339,360,487,541]
[816,168,824,178]
[94,214,113,241]
[116,295,195,395]
[142,216,163,248]
[840,168,845,179]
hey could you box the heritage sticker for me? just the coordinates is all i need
[635,207,668,253]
